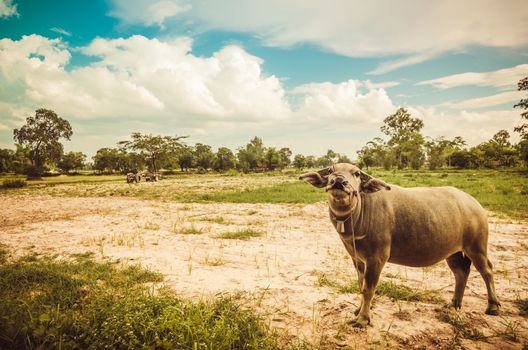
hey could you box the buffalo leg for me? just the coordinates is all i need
[465,250,500,315]
[353,259,365,316]
[351,258,385,327]
[446,252,471,309]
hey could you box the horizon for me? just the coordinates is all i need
[0,0,527,159]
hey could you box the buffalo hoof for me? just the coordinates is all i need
[485,303,500,316]
[445,300,462,310]
[348,315,370,328]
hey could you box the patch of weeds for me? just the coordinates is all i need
[178,224,206,235]
[376,281,442,303]
[203,253,226,266]
[143,222,161,230]
[0,251,282,349]
[496,318,521,342]
[436,309,486,342]
[111,230,145,248]
[201,216,232,225]
[2,178,27,189]
[316,273,358,294]
[216,228,263,240]
[515,297,528,317]
[316,273,441,303]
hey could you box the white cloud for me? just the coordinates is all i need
[0,0,17,18]
[50,27,72,36]
[136,0,528,73]
[411,106,521,145]
[444,91,525,109]
[363,80,399,90]
[293,80,395,123]
[0,34,290,123]
[368,52,435,75]
[417,64,528,90]
[109,0,190,29]
[0,34,523,157]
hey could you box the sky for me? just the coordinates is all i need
[0,0,527,159]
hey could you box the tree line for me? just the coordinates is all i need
[1,77,527,177]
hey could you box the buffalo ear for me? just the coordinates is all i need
[359,171,391,193]
[299,167,332,188]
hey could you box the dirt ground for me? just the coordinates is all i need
[1,194,527,349]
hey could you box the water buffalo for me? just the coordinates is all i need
[300,163,500,327]
[126,173,140,183]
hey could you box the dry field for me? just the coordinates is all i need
[1,175,527,349]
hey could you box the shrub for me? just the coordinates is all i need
[2,179,27,189]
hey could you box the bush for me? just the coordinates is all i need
[2,179,27,189]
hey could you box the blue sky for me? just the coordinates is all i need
[0,0,527,159]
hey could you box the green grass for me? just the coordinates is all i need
[198,168,527,219]
[370,168,528,220]
[316,273,441,303]
[0,251,283,349]
[216,228,264,240]
[201,181,326,204]
[2,168,526,220]
[0,173,125,186]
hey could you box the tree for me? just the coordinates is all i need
[193,143,215,170]
[357,138,394,170]
[264,147,282,171]
[450,150,476,169]
[315,150,337,167]
[278,147,292,168]
[305,155,316,168]
[119,133,187,173]
[336,153,352,163]
[293,154,306,170]
[425,137,464,170]
[381,107,425,169]
[514,76,528,140]
[58,151,86,173]
[472,131,518,168]
[214,147,236,172]
[237,137,265,172]
[0,148,14,173]
[516,140,528,167]
[93,148,123,172]
[177,146,194,172]
[13,109,73,178]
[11,144,32,174]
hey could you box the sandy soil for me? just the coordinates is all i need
[1,195,527,349]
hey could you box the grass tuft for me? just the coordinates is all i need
[436,309,486,341]
[515,298,528,317]
[316,273,358,294]
[216,228,263,240]
[178,224,205,235]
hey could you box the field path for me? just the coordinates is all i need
[1,195,527,349]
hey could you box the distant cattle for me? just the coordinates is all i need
[126,173,141,183]
[142,172,160,182]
